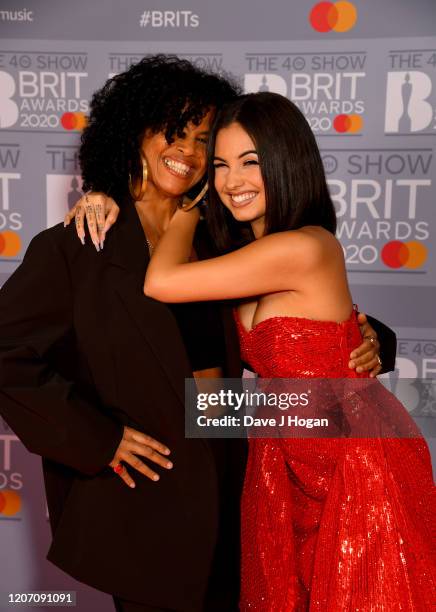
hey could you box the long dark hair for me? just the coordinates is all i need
[206,92,336,253]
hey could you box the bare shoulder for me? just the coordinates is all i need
[270,225,342,264]
[298,225,341,250]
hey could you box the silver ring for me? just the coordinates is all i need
[364,336,377,345]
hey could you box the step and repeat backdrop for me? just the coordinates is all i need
[0,0,435,610]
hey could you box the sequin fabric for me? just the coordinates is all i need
[234,310,436,611]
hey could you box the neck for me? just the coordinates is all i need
[251,217,265,239]
[134,184,181,236]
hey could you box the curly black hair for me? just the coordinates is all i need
[79,54,240,203]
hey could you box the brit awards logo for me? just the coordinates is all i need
[0,51,89,132]
[385,71,434,133]
[244,57,366,135]
[324,148,433,282]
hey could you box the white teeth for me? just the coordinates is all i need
[231,192,256,203]
[164,158,190,176]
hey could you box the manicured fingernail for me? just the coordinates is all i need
[100,241,104,250]
[153,475,159,481]
[94,242,100,252]
[356,366,362,373]
[166,462,173,469]
[80,236,85,245]
[349,361,355,369]
[350,352,356,358]
[130,483,136,488]
[164,448,170,455]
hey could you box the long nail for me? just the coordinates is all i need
[94,241,100,253]
[100,241,104,250]
[80,236,85,246]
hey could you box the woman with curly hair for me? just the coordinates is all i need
[0,55,245,612]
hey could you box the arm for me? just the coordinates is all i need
[145,209,386,377]
[144,208,322,302]
[0,230,123,476]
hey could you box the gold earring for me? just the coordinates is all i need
[180,182,209,211]
[128,153,148,201]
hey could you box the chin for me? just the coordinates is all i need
[161,180,195,198]
[230,208,259,223]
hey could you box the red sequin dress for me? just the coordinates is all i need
[234,309,436,611]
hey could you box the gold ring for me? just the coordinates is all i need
[376,355,382,366]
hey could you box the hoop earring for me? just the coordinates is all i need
[181,182,209,211]
[128,153,148,201]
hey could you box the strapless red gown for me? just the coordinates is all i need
[234,309,436,611]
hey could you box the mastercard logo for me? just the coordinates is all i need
[310,1,357,33]
[0,231,21,257]
[333,114,363,133]
[0,489,21,517]
[61,112,87,131]
[381,240,428,269]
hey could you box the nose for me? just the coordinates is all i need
[224,166,244,191]
[175,135,195,157]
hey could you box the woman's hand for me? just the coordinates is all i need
[349,312,382,378]
[109,426,173,488]
[64,192,120,251]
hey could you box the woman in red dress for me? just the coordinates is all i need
[141,92,436,611]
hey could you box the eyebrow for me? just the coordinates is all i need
[213,149,258,161]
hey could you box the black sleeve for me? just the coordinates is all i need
[169,301,225,372]
[0,230,123,475]
[364,314,397,374]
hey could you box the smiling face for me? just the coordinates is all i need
[213,122,266,235]
[139,109,213,199]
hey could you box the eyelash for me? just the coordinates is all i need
[213,160,259,169]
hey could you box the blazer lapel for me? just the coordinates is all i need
[103,203,189,407]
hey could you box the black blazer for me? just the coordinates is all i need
[0,203,244,611]
[0,203,396,610]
